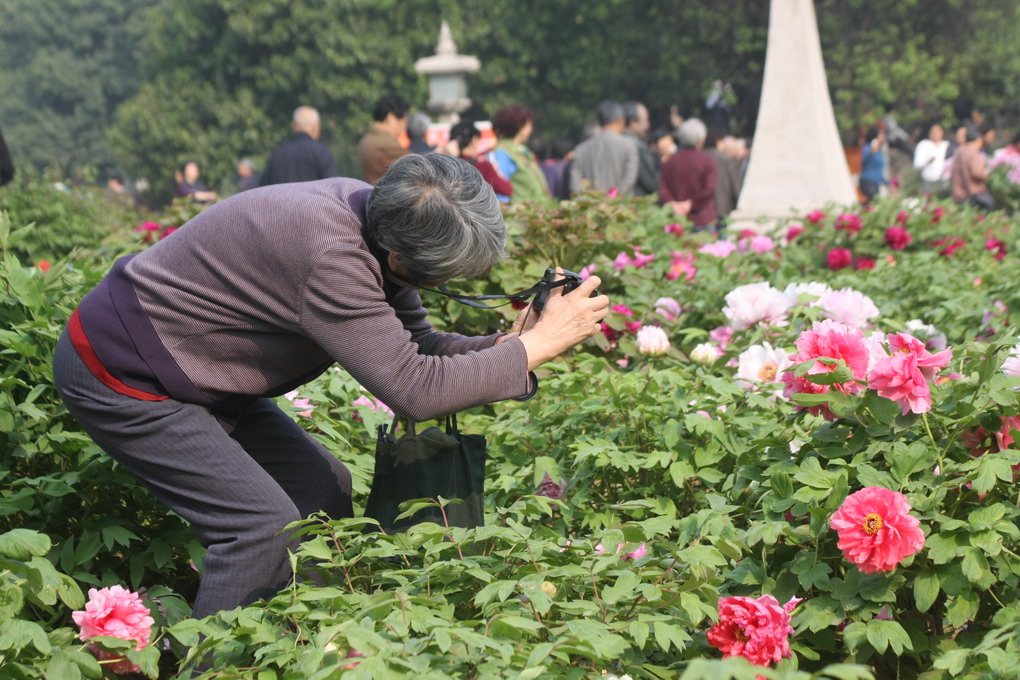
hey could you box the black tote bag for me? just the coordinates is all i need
[365,414,487,533]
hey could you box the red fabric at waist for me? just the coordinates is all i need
[68,307,168,402]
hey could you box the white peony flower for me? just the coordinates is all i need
[817,287,880,329]
[1002,342,1020,378]
[691,342,721,364]
[736,342,792,389]
[636,326,670,355]
[783,281,833,307]
[722,282,791,331]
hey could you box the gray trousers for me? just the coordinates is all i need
[53,331,353,618]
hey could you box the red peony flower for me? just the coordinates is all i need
[805,210,826,224]
[854,257,876,270]
[829,487,925,574]
[835,213,862,233]
[933,236,965,256]
[706,594,794,667]
[895,210,909,225]
[36,260,51,272]
[826,247,853,270]
[985,237,1007,261]
[884,226,912,250]
[931,206,944,223]
[786,223,804,241]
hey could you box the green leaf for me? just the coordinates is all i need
[0,529,52,560]
[0,618,51,654]
[867,619,912,655]
[601,570,640,605]
[913,569,939,612]
[770,471,793,499]
[842,621,867,653]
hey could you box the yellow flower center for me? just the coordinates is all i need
[862,513,883,535]
[757,363,778,381]
[734,629,749,642]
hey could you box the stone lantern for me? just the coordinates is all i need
[414,21,480,123]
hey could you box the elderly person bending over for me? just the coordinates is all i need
[54,154,609,619]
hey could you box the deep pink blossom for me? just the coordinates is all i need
[782,320,870,418]
[706,594,794,667]
[895,210,909,225]
[786,223,804,241]
[537,472,566,500]
[826,247,852,270]
[613,249,655,271]
[739,235,776,253]
[835,213,862,233]
[829,487,925,574]
[805,210,826,224]
[578,264,597,280]
[985,236,1007,261]
[933,236,965,256]
[931,206,944,223]
[667,251,697,280]
[854,257,876,270]
[884,226,912,250]
[664,222,685,236]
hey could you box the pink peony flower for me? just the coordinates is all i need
[867,352,933,414]
[782,320,870,417]
[607,187,619,198]
[786,223,805,241]
[887,332,952,381]
[895,210,909,225]
[611,304,634,317]
[613,249,655,271]
[817,288,880,330]
[835,213,862,233]
[805,210,826,224]
[931,206,944,223]
[854,257,876,270]
[709,325,734,349]
[829,487,925,574]
[664,222,685,236]
[578,264,597,280]
[667,251,697,281]
[352,394,393,421]
[738,234,776,253]
[722,283,791,331]
[654,297,682,321]
[699,240,737,258]
[826,247,853,270]
[706,594,794,667]
[624,543,648,560]
[636,326,670,355]
[72,586,154,675]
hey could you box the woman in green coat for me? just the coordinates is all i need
[488,105,550,204]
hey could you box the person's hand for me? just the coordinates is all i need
[509,303,540,335]
[670,200,692,216]
[517,273,609,370]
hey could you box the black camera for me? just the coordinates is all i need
[529,268,596,314]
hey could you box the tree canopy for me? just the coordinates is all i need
[1,0,1017,202]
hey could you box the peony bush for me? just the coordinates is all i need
[3,184,1020,678]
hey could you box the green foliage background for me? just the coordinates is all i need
[2,0,1019,201]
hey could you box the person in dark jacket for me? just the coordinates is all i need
[259,106,339,186]
[623,101,660,197]
[53,154,609,620]
[659,118,717,230]
[0,127,14,186]
[450,120,513,197]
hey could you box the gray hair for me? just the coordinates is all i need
[407,112,431,140]
[596,99,625,127]
[365,154,506,283]
[677,118,707,148]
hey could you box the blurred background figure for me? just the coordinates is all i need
[450,119,513,197]
[407,113,435,154]
[951,124,993,209]
[489,104,549,204]
[174,161,217,202]
[359,94,411,184]
[659,118,715,230]
[0,126,13,186]
[569,99,638,195]
[236,158,259,192]
[106,173,131,198]
[859,125,888,204]
[704,129,742,229]
[913,123,949,194]
[260,106,338,186]
[650,127,677,167]
[623,101,660,197]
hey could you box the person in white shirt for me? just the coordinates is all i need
[913,123,950,194]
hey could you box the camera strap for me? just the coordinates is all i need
[419,277,579,310]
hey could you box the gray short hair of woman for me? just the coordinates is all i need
[365,154,507,284]
[677,118,708,148]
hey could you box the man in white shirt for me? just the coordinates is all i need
[913,123,950,194]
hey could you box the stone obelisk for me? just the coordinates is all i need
[729,0,856,232]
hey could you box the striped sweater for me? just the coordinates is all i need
[71,178,530,422]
